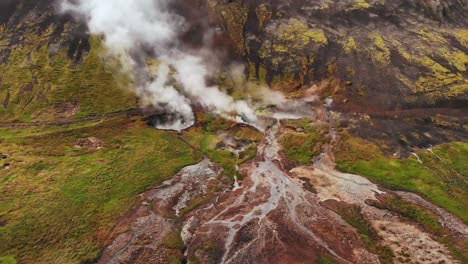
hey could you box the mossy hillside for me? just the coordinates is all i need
[335,134,468,223]
[369,29,466,101]
[209,0,468,103]
[276,19,328,48]
[0,30,136,122]
[0,118,201,263]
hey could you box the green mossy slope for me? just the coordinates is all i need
[335,135,468,223]
[0,30,136,122]
[0,118,201,263]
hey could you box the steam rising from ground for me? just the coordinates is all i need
[61,0,258,130]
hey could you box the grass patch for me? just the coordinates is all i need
[279,121,325,166]
[369,195,468,262]
[234,126,263,142]
[182,115,262,179]
[335,135,468,223]
[0,256,16,264]
[161,229,184,250]
[331,203,394,263]
[370,196,442,235]
[0,118,201,263]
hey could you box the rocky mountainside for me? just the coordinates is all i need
[0,0,467,264]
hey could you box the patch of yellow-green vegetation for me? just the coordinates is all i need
[406,31,467,97]
[0,25,8,47]
[395,73,414,89]
[438,49,468,72]
[270,70,303,92]
[410,54,466,97]
[259,18,326,69]
[413,29,447,45]
[273,44,288,53]
[279,120,326,166]
[368,33,390,66]
[331,203,394,263]
[448,83,468,97]
[203,113,233,132]
[255,4,272,29]
[0,118,201,263]
[234,126,264,142]
[412,53,447,73]
[161,229,184,250]
[343,37,357,54]
[335,135,468,223]
[211,0,248,55]
[277,19,328,48]
[391,40,412,62]
[182,114,262,179]
[347,0,371,11]
[372,196,443,235]
[190,240,225,264]
[414,55,464,95]
[415,73,465,96]
[0,34,136,122]
[0,120,110,139]
[246,61,268,93]
[320,3,330,10]
[452,29,468,48]
[390,36,467,99]
[0,256,16,264]
[178,179,220,217]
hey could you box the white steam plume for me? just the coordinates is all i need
[61,0,257,129]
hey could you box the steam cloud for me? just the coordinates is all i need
[60,0,257,129]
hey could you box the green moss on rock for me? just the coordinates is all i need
[343,37,357,54]
[368,33,390,66]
